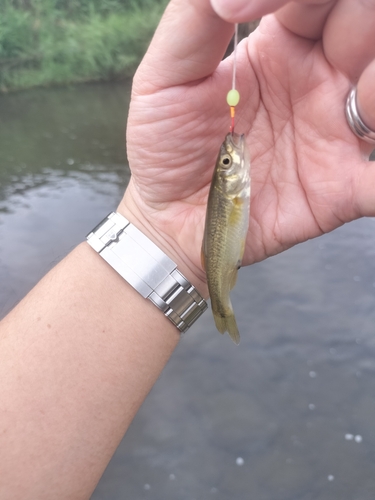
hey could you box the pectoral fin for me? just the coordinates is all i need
[239,237,246,261]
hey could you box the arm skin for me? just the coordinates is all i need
[1,0,375,497]
[0,239,186,500]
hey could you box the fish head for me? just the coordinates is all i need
[216,133,250,195]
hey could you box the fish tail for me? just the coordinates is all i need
[213,312,240,345]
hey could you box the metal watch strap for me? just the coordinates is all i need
[86,212,207,333]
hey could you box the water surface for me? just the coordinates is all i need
[1,84,375,500]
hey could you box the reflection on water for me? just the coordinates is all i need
[0,83,130,316]
[0,83,130,201]
[1,84,375,500]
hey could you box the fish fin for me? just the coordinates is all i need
[227,315,241,345]
[229,268,238,290]
[213,312,241,345]
[201,248,206,271]
[230,236,246,290]
[240,237,246,261]
[229,197,243,225]
[213,313,226,335]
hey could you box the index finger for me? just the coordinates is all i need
[134,0,234,93]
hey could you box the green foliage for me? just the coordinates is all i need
[0,0,161,16]
[0,0,166,91]
[0,7,35,58]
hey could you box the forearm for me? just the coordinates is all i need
[0,240,180,499]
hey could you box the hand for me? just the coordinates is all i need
[119,0,375,294]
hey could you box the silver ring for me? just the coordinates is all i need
[346,87,375,145]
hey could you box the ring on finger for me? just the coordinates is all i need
[346,87,375,145]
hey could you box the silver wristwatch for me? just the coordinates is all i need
[86,212,207,333]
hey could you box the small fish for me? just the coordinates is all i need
[202,132,250,344]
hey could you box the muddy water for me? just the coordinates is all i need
[1,84,375,500]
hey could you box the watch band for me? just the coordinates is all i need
[86,212,207,333]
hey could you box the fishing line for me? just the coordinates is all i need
[227,23,240,134]
[232,22,238,91]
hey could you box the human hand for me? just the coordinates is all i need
[118,0,375,294]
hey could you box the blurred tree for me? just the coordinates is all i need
[0,0,167,91]
[0,0,161,16]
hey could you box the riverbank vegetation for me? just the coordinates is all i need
[0,0,167,92]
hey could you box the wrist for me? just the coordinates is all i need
[117,182,208,299]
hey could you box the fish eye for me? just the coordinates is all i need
[221,154,232,167]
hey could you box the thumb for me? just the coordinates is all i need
[134,0,233,93]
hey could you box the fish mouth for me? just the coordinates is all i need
[227,132,245,153]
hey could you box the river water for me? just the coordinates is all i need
[1,83,375,500]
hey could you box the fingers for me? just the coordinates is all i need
[210,0,289,22]
[351,60,375,217]
[357,59,375,132]
[210,0,335,35]
[276,1,336,40]
[136,0,375,93]
[323,0,375,81]
[133,0,233,93]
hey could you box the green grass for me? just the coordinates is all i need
[0,0,166,91]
